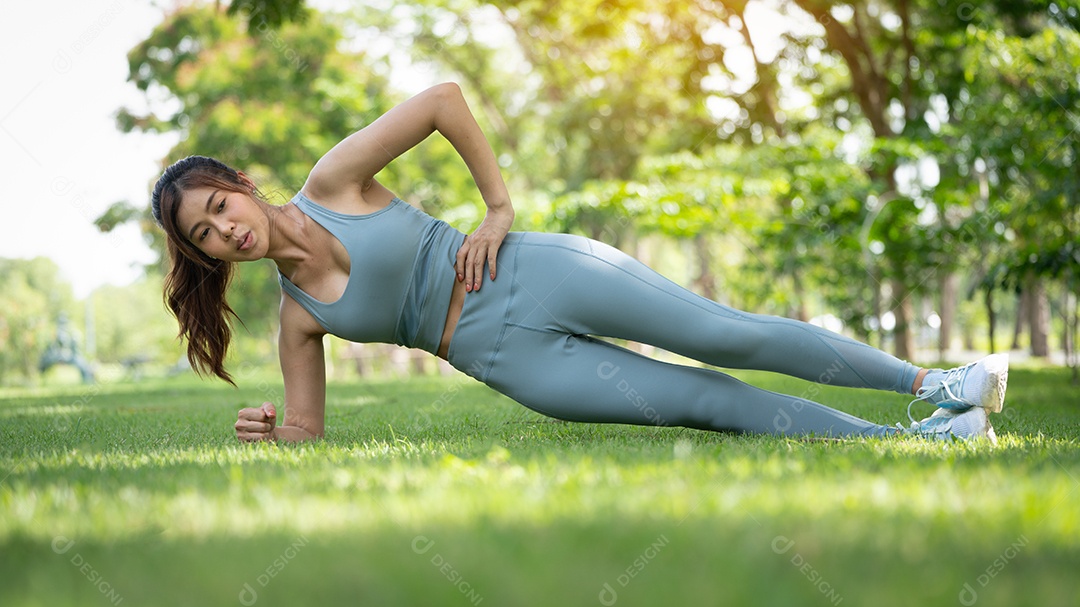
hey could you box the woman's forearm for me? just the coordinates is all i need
[434,84,513,214]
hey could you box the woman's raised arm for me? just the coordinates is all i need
[305,82,515,291]
[305,82,509,208]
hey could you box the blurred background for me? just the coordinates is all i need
[2,0,1078,388]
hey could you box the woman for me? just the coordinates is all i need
[150,82,1008,445]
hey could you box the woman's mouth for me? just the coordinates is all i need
[238,232,253,251]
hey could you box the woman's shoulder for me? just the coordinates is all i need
[298,171,396,216]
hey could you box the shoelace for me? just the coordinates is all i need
[899,412,954,438]
[905,363,975,424]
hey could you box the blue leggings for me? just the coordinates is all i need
[446,233,918,437]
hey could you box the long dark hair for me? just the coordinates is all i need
[151,156,252,385]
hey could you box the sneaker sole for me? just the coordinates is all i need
[979,353,1009,414]
[951,407,999,446]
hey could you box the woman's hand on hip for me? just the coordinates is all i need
[455,205,514,292]
[235,402,277,442]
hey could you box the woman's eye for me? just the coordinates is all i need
[217,199,225,212]
[200,228,209,241]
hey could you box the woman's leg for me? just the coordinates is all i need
[504,234,921,395]
[479,326,893,437]
[447,232,897,438]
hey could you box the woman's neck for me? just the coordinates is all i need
[263,202,314,277]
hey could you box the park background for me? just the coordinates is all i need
[2,0,1078,384]
[2,1,1079,606]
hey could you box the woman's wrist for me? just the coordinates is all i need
[272,425,320,443]
[484,200,514,223]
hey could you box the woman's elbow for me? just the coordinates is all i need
[434,81,463,101]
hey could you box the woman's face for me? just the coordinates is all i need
[175,185,269,262]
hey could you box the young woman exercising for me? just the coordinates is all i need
[150,82,1008,445]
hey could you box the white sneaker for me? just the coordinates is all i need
[902,407,998,445]
[910,353,1009,413]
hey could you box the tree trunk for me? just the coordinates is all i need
[1063,288,1077,383]
[1070,289,1079,384]
[939,273,957,361]
[867,267,882,349]
[892,278,916,361]
[986,287,997,354]
[693,234,716,302]
[1027,273,1051,358]
[412,350,427,375]
[962,322,975,351]
[790,265,809,322]
[1013,288,1029,350]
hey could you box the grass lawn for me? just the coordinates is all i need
[1,362,1078,606]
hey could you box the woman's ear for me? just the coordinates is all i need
[237,170,256,192]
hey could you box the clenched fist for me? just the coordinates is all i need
[235,402,277,442]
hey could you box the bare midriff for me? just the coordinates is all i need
[437,277,467,359]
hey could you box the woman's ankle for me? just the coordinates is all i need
[911,368,929,395]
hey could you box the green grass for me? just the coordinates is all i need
[1,364,1079,606]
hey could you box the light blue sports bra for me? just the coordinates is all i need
[277,192,465,354]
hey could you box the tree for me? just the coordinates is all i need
[0,258,76,384]
[104,3,402,358]
[89,276,183,367]
[953,15,1080,362]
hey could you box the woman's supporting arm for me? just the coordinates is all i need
[235,293,327,443]
[275,293,327,442]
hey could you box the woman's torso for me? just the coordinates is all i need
[277,192,466,355]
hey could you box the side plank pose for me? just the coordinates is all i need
[150,83,1009,445]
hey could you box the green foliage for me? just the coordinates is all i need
[953,18,1080,289]
[0,258,76,384]
[100,0,1080,368]
[112,3,407,347]
[226,0,310,31]
[119,4,391,189]
[88,276,184,367]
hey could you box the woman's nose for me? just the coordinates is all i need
[216,219,234,238]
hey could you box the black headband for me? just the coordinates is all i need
[150,155,237,226]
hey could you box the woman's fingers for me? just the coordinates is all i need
[455,232,505,292]
[471,243,487,291]
[235,418,273,433]
[235,404,276,442]
[455,239,470,285]
[457,236,483,291]
[238,406,269,422]
[465,241,478,291]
